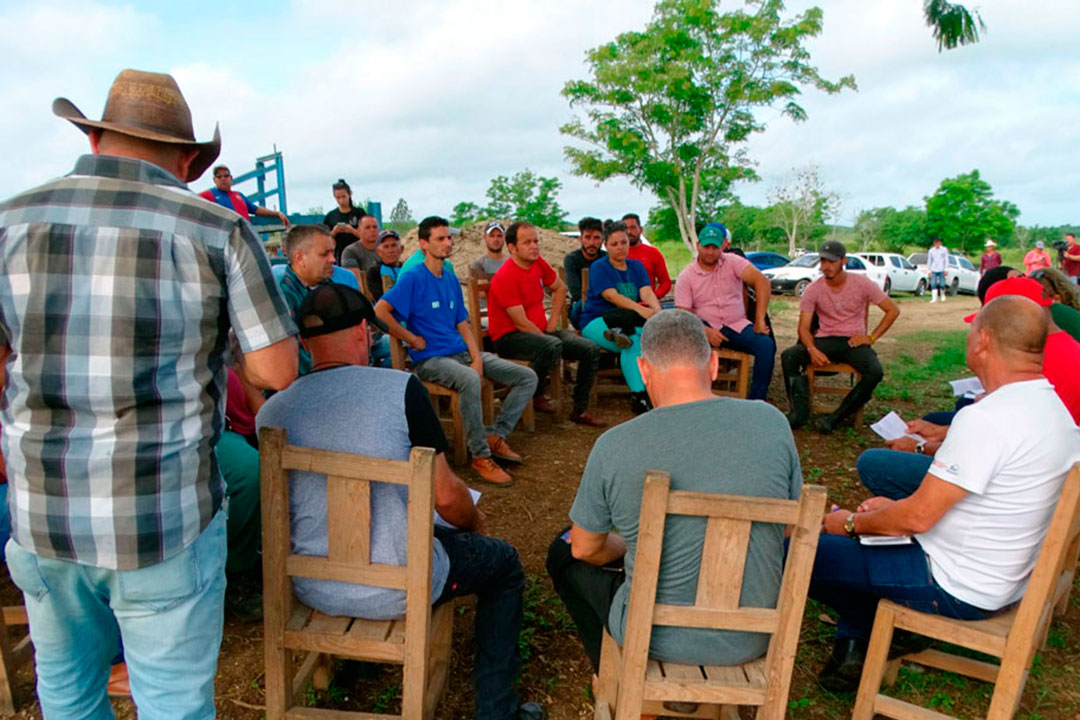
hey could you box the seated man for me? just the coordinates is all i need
[547,310,802,674]
[858,276,1080,499]
[256,284,544,720]
[564,216,607,329]
[277,224,337,375]
[365,229,404,301]
[810,295,1080,693]
[675,223,775,400]
[341,214,382,274]
[781,240,900,433]
[469,221,508,277]
[624,212,672,300]
[488,222,606,427]
[375,216,537,486]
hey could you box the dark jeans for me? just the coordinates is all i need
[569,300,583,330]
[602,308,646,335]
[494,330,601,414]
[781,337,884,422]
[435,527,525,720]
[808,535,989,642]
[545,533,625,673]
[720,324,776,401]
[856,448,932,499]
[920,395,973,426]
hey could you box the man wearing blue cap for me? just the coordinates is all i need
[675,223,775,400]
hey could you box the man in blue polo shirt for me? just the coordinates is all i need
[199,163,290,226]
[375,216,536,486]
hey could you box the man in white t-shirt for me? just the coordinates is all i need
[807,294,1080,692]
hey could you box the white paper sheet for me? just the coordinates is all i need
[870,411,925,443]
[859,534,913,546]
[949,376,985,399]
[435,488,482,529]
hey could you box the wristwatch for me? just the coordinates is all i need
[843,512,858,538]
[915,441,926,455]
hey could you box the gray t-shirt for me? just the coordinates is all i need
[469,255,507,278]
[569,397,802,666]
[256,366,450,619]
[342,241,380,273]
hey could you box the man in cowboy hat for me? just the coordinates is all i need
[0,69,298,717]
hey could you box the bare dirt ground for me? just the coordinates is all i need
[4,292,1079,719]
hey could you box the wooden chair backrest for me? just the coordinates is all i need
[618,472,827,714]
[259,426,437,625]
[465,275,491,349]
[582,267,590,299]
[355,268,374,301]
[1002,463,1080,664]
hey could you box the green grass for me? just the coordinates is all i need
[875,330,969,409]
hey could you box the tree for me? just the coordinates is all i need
[561,0,855,257]
[483,169,567,229]
[768,165,839,256]
[924,170,1019,253]
[855,206,927,254]
[450,201,482,227]
[389,198,414,224]
[924,0,985,52]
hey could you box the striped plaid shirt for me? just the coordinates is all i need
[0,155,296,569]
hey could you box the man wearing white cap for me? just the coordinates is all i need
[1024,241,1053,275]
[470,221,509,277]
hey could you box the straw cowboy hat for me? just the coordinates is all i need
[52,69,220,183]
[985,239,997,248]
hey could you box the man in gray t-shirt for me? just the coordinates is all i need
[547,310,802,671]
[469,221,509,278]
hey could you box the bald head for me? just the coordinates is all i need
[973,295,1047,361]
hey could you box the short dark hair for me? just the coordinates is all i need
[1067,233,1076,239]
[602,219,627,242]
[578,217,602,234]
[621,213,641,224]
[213,164,229,175]
[417,216,449,241]
[505,221,533,245]
[332,178,351,195]
[285,224,330,258]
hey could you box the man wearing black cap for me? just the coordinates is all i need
[256,284,545,720]
[781,240,900,433]
[470,221,509,277]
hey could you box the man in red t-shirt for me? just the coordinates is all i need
[623,212,672,299]
[1062,233,1080,283]
[489,222,607,427]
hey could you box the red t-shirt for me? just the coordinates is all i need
[225,368,257,437]
[1044,331,1080,424]
[1063,244,1080,278]
[487,256,557,341]
[628,244,672,298]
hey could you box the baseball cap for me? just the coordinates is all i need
[698,222,728,247]
[963,276,1052,323]
[485,221,505,235]
[819,240,847,262]
[297,282,387,337]
[377,229,399,245]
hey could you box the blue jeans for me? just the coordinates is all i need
[369,333,391,368]
[808,535,989,641]
[856,448,933,499]
[6,510,227,720]
[720,324,776,400]
[434,527,524,720]
[930,271,946,290]
[415,351,537,459]
[581,317,645,392]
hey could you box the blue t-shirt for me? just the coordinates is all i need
[203,187,258,216]
[382,263,468,363]
[580,257,652,328]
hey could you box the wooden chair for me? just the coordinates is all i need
[807,363,863,426]
[388,337,469,466]
[712,349,751,399]
[464,275,545,429]
[259,427,453,720]
[594,473,827,720]
[0,605,31,714]
[355,268,374,302]
[852,463,1080,720]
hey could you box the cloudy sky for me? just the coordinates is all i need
[1,0,1077,227]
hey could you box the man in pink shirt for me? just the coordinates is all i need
[675,223,775,399]
[781,241,900,433]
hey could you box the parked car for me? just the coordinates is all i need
[907,252,979,295]
[762,253,888,296]
[854,252,926,296]
[744,251,790,271]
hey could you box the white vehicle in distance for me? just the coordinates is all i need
[762,252,888,297]
[907,252,980,296]
[854,252,926,296]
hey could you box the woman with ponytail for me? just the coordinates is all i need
[323,178,367,264]
[579,220,662,414]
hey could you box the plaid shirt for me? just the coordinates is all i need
[0,155,296,569]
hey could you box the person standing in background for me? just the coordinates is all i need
[323,178,366,264]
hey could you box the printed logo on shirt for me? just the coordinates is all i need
[432,301,440,309]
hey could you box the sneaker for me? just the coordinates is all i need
[471,457,513,486]
[533,396,557,414]
[517,701,547,720]
[630,391,652,415]
[487,434,523,464]
[569,410,608,428]
[603,329,633,349]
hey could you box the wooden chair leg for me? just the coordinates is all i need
[595,631,620,720]
[550,361,564,416]
[450,393,467,466]
[852,603,897,720]
[0,609,18,715]
[521,399,536,432]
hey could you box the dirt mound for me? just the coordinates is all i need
[400,221,581,274]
